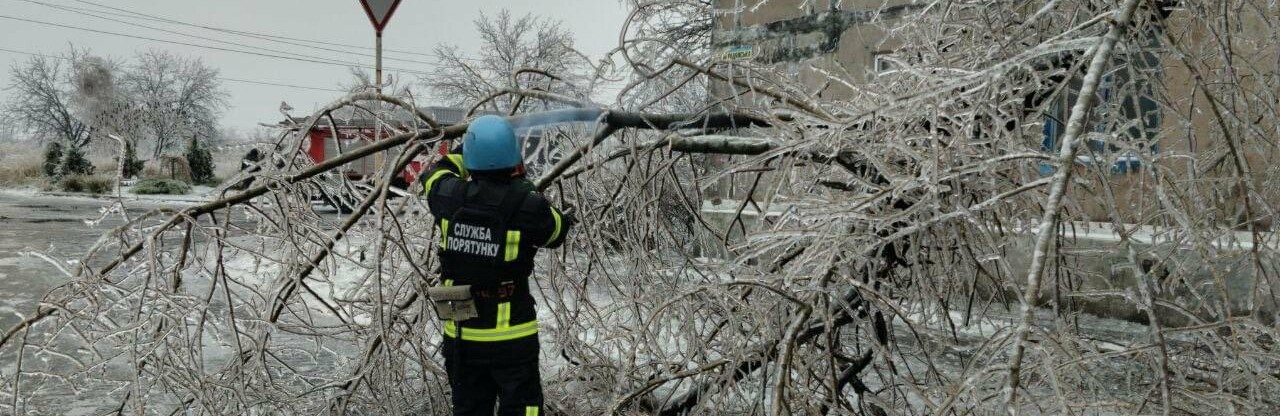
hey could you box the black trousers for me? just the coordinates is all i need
[445,355,544,416]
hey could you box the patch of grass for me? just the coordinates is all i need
[196,176,222,187]
[60,175,114,194]
[0,164,42,186]
[0,143,45,186]
[131,178,190,195]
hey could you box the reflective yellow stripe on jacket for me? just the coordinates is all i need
[438,219,450,249]
[444,320,538,342]
[422,169,454,195]
[546,208,562,246]
[422,154,468,195]
[496,302,511,328]
[504,230,521,261]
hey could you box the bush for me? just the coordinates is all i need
[131,178,190,195]
[61,145,95,176]
[43,142,63,177]
[185,137,215,185]
[59,175,113,194]
[58,176,83,192]
[122,141,144,179]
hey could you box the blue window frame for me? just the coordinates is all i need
[1040,57,1162,176]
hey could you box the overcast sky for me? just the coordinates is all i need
[0,0,629,133]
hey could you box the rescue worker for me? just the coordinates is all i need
[420,115,573,416]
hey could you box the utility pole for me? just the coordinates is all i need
[375,32,383,94]
[357,0,402,94]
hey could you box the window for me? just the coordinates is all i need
[1041,28,1163,175]
[871,51,899,77]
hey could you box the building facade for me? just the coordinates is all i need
[711,0,920,98]
[710,1,1277,221]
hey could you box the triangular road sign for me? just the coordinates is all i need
[359,0,403,33]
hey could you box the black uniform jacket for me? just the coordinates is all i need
[422,154,571,364]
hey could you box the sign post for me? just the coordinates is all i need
[357,0,403,94]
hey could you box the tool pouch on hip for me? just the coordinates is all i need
[427,285,477,321]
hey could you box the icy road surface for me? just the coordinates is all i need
[0,191,180,330]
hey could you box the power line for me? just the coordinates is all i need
[70,0,390,53]
[221,78,347,93]
[19,0,600,82]
[0,45,52,58]
[74,0,432,56]
[70,0,472,61]
[0,13,448,77]
[0,46,347,93]
[14,0,447,67]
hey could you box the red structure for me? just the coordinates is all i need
[300,121,421,187]
[286,107,485,189]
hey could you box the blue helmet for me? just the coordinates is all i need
[462,115,522,171]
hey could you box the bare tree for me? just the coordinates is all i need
[340,66,412,95]
[122,49,229,158]
[4,49,94,149]
[338,66,421,117]
[423,10,589,113]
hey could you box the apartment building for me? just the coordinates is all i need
[710,1,1277,222]
[710,1,920,98]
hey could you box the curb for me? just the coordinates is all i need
[33,191,213,205]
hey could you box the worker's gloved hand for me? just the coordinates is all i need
[562,211,576,229]
[514,178,536,193]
